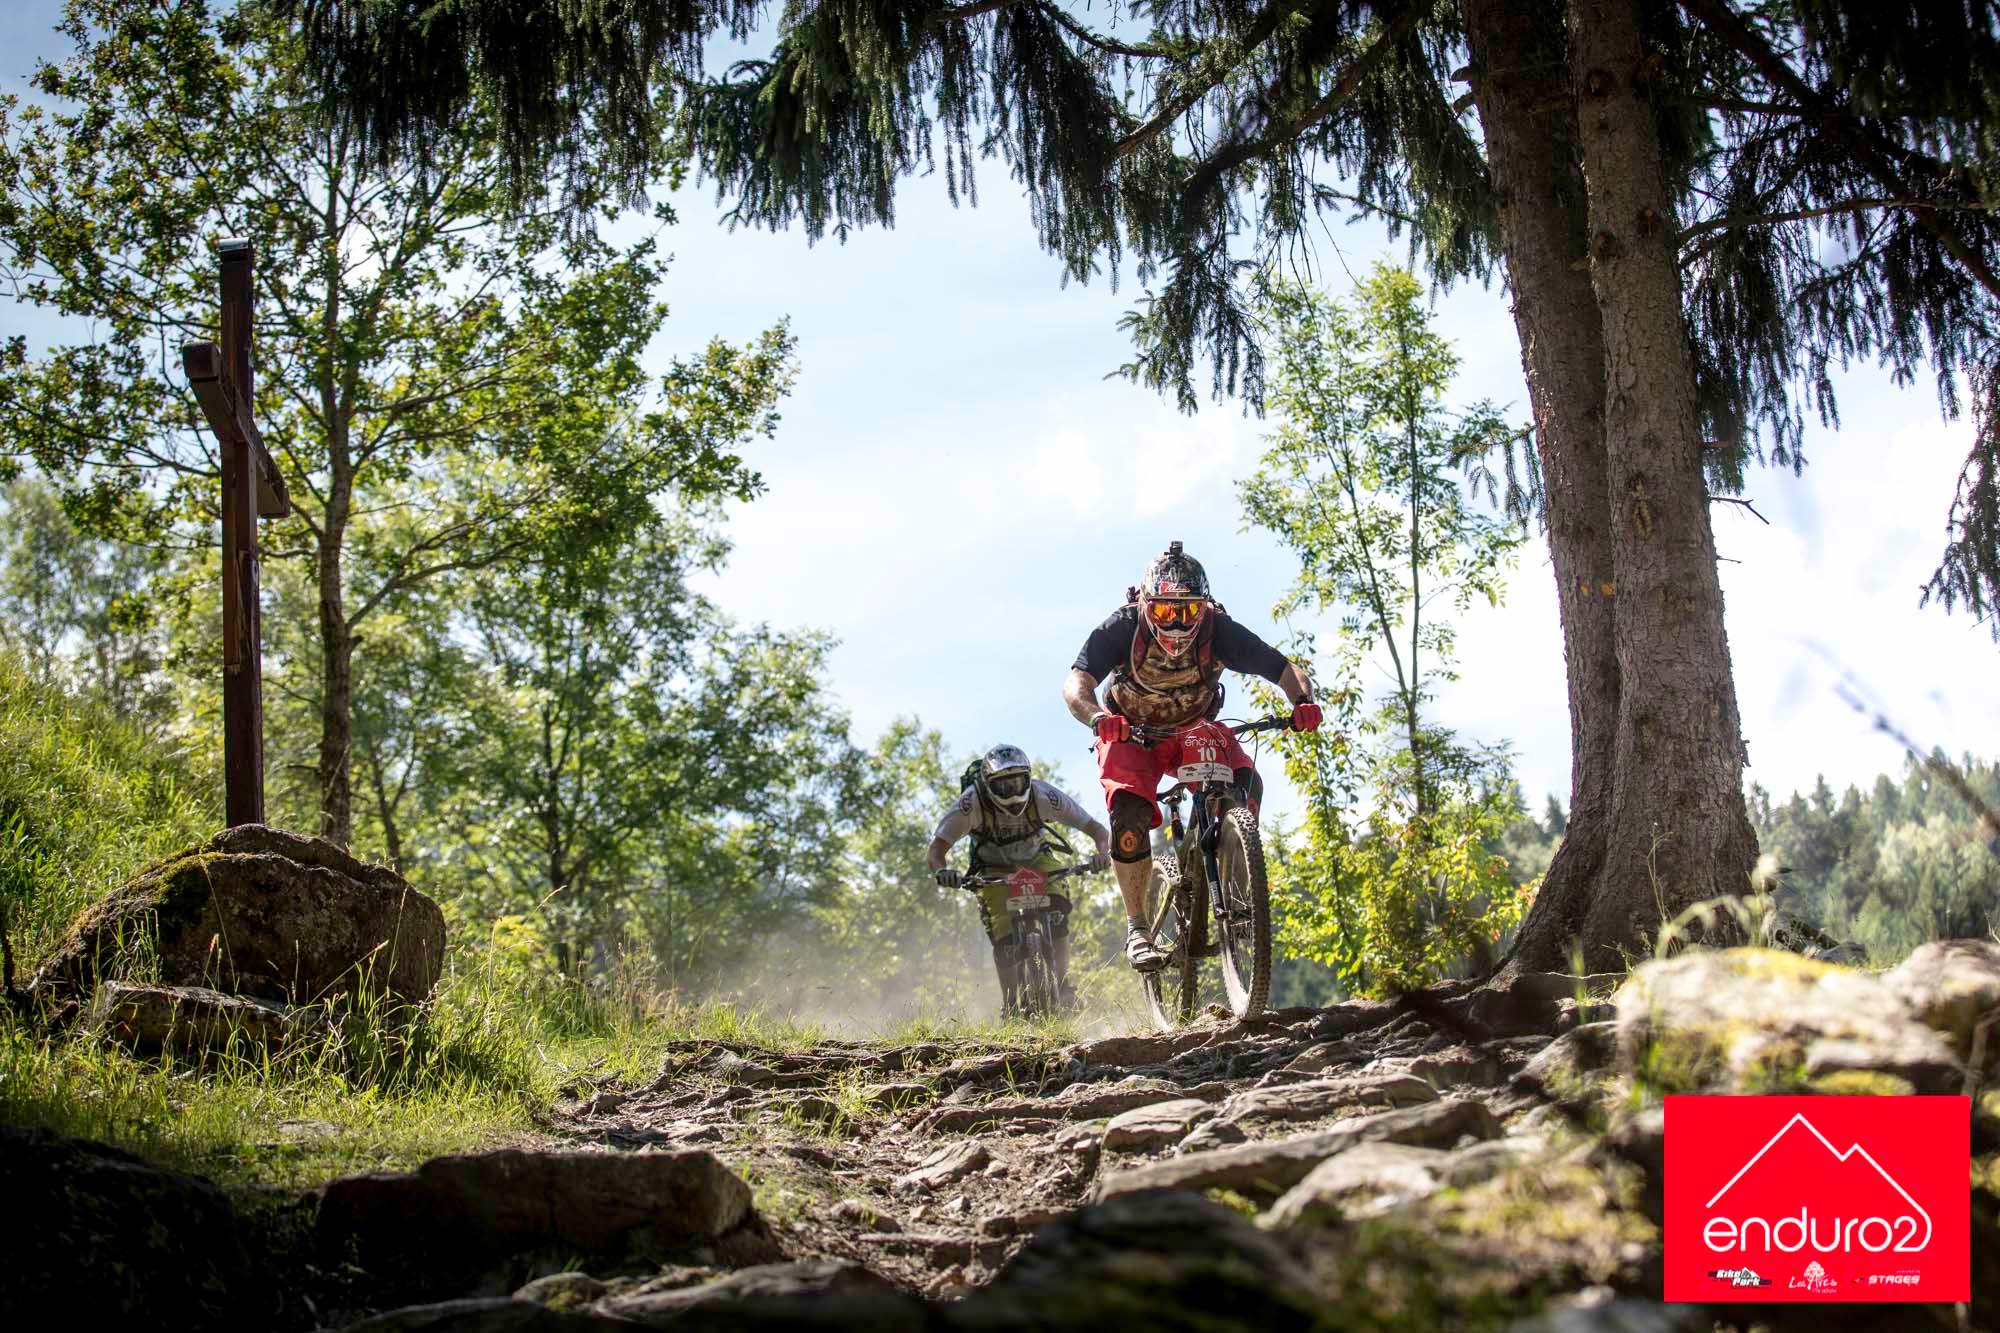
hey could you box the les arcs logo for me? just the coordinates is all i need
[1664,1096,1969,1302]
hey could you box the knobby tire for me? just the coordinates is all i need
[1214,805,1270,1021]
[1141,856,1202,1031]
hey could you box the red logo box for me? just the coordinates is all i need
[1664,1096,1968,1302]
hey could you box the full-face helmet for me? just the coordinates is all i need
[1139,540,1212,654]
[978,744,1034,816]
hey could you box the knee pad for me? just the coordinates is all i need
[1110,792,1153,863]
[1048,895,1072,940]
[992,937,1018,966]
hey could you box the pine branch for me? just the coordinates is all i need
[1708,494,1770,523]
[1676,197,1995,246]
[1676,0,2000,305]
[1114,0,1297,159]
[1180,2,1426,206]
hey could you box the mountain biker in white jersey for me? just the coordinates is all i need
[925,744,1111,1015]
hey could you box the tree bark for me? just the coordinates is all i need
[1460,0,1621,972]
[317,519,354,846]
[1567,0,1758,969]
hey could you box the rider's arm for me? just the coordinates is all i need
[1214,615,1315,704]
[1277,660,1314,707]
[1064,668,1108,727]
[1065,608,1136,727]
[927,796,977,870]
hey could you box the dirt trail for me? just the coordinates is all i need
[542,992,1565,1299]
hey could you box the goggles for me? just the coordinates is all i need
[988,772,1030,800]
[1147,599,1206,628]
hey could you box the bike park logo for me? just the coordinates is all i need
[1663,1095,1968,1303]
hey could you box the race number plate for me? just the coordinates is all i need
[1007,867,1051,908]
[1175,761,1236,784]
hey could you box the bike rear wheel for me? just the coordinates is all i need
[1213,804,1271,1021]
[1141,856,1203,1031]
[1016,922,1058,1020]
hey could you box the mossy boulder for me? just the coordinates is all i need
[1613,948,1961,1095]
[30,824,444,1009]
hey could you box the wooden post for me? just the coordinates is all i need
[183,239,289,828]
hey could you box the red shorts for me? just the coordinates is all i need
[1095,726,1253,828]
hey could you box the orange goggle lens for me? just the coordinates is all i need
[1148,600,1204,627]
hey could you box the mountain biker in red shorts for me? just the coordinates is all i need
[1061,542,1322,971]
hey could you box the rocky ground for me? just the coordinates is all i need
[14,941,2000,1332]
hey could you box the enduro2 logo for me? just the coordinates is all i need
[1664,1096,1968,1302]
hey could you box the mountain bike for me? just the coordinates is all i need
[1130,715,1290,1029]
[960,861,1094,1020]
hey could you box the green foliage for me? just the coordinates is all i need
[413,517,863,984]
[0,0,795,838]
[0,649,215,966]
[1241,268,1527,994]
[1752,754,2000,962]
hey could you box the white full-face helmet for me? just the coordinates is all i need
[978,744,1034,816]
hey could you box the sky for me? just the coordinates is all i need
[4,4,1997,830]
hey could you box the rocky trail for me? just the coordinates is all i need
[16,943,2000,1332]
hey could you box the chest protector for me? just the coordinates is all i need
[1105,612,1223,727]
[966,783,1067,869]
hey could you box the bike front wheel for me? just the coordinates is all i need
[1141,856,1203,1031]
[1212,804,1271,1021]
[1016,923,1058,1020]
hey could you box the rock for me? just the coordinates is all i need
[85,981,303,1056]
[1883,939,2000,1065]
[1260,1141,1448,1227]
[788,1095,844,1125]
[1363,1046,1502,1090]
[828,1198,901,1232]
[1281,1040,1364,1073]
[1217,1072,1436,1126]
[954,1192,1325,1329]
[1437,1134,1548,1188]
[862,1081,932,1111]
[979,1206,1067,1237]
[1615,948,1962,1094]
[1176,1118,1248,1153]
[1466,971,1621,1036]
[893,1140,991,1193]
[512,1273,608,1310]
[918,1077,1220,1134]
[1513,1022,1618,1094]
[1293,999,1398,1040]
[1102,1098,1216,1150]
[1096,1097,1500,1201]
[317,1148,754,1274]
[597,1260,902,1322]
[336,1298,617,1331]
[0,1127,261,1331]
[30,824,444,1007]
[1061,1029,1219,1069]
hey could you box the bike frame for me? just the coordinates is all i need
[1131,716,1289,944]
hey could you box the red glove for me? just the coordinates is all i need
[1290,701,1324,733]
[1094,713,1130,745]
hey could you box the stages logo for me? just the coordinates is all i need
[1664,1096,1968,1302]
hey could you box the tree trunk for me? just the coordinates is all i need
[1460,0,1621,972]
[1567,0,1758,969]
[317,528,354,847]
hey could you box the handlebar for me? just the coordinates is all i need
[1127,714,1295,744]
[960,862,1096,888]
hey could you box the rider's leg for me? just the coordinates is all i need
[1109,791,1155,919]
[1047,893,1075,1006]
[1110,791,1164,969]
[978,886,1021,1015]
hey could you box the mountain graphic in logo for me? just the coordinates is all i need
[1705,1112,1934,1250]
